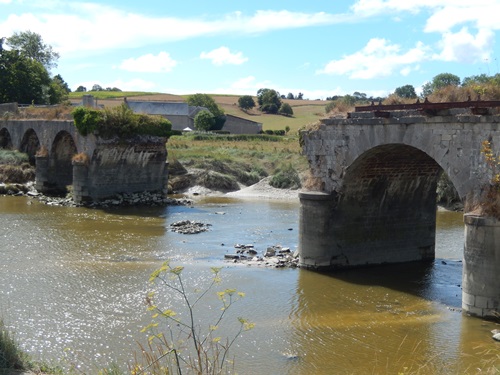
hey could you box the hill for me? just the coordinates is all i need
[68,92,327,134]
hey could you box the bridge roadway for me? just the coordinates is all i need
[299,107,500,318]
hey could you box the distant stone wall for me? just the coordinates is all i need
[223,115,262,134]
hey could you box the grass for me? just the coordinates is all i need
[167,133,308,177]
[0,319,63,374]
[166,132,308,192]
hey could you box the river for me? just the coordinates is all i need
[0,195,498,374]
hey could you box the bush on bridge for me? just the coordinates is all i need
[72,104,172,138]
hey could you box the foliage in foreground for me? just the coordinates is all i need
[132,261,253,374]
[0,319,63,374]
[479,140,500,219]
[0,318,28,371]
[72,104,172,139]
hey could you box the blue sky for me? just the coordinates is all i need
[1,0,499,99]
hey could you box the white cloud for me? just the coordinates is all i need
[119,52,177,73]
[200,46,248,66]
[317,38,428,79]
[0,3,351,56]
[435,27,494,63]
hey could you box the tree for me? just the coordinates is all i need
[187,93,226,130]
[422,73,461,97]
[353,91,367,101]
[194,110,215,131]
[76,86,87,92]
[6,30,59,70]
[278,102,293,117]
[91,84,103,91]
[286,92,294,100]
[394,84,417,99]
[297,92,304,100]
[0,48,51,104]
[462,74,493,87]
[238,95,256,111]
[48,75,70,104]
[257,88,282,113]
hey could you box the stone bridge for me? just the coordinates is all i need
[299,104,500,318]
[0,118,168,203]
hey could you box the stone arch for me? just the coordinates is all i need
[0,128,13,149]
[48,131,77,193]
[19,129,40,164]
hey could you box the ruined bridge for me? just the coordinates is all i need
[0,118,168,203]
[299,101,500,318]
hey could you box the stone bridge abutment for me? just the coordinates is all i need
[300,107,500,318]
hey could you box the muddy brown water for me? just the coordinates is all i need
[0,196,498,374]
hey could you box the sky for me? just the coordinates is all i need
[1,0,500,99]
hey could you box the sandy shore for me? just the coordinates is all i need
[183,176,300,200]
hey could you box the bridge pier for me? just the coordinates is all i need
[462,215,500,318]
[299,189,436,270]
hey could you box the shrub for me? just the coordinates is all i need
[194,110,215,131]
[197,170,240,191]
[72,104,172,139]
[269,164,301,189]
[0,150,29,165]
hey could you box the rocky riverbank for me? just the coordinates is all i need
[0,182,191,208]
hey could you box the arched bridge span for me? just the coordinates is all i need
[299,107,500,317]
[0,119,168,202]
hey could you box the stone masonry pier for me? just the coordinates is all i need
[300,107,500,318]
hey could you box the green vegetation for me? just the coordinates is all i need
[194,109,215,131]
[0,150,34,184]
[72,104,172,138]
[479,140,500,219]
[278,102,294,117]
[1,31,70,105]
[0,318,28,371]
[237,95,255,111]
[187,93,226,130]
[134,261,253,374]
[0,319,63,374]
[269,163,301,189]
[167,133,306,192]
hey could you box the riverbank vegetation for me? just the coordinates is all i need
[0,319,63,374]
[0,149,34,185]
[166,133,308,193]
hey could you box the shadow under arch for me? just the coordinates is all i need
[19,128,41,165]
[0,128,13,149]
[47,130,77,194]
[333,143,444,267]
